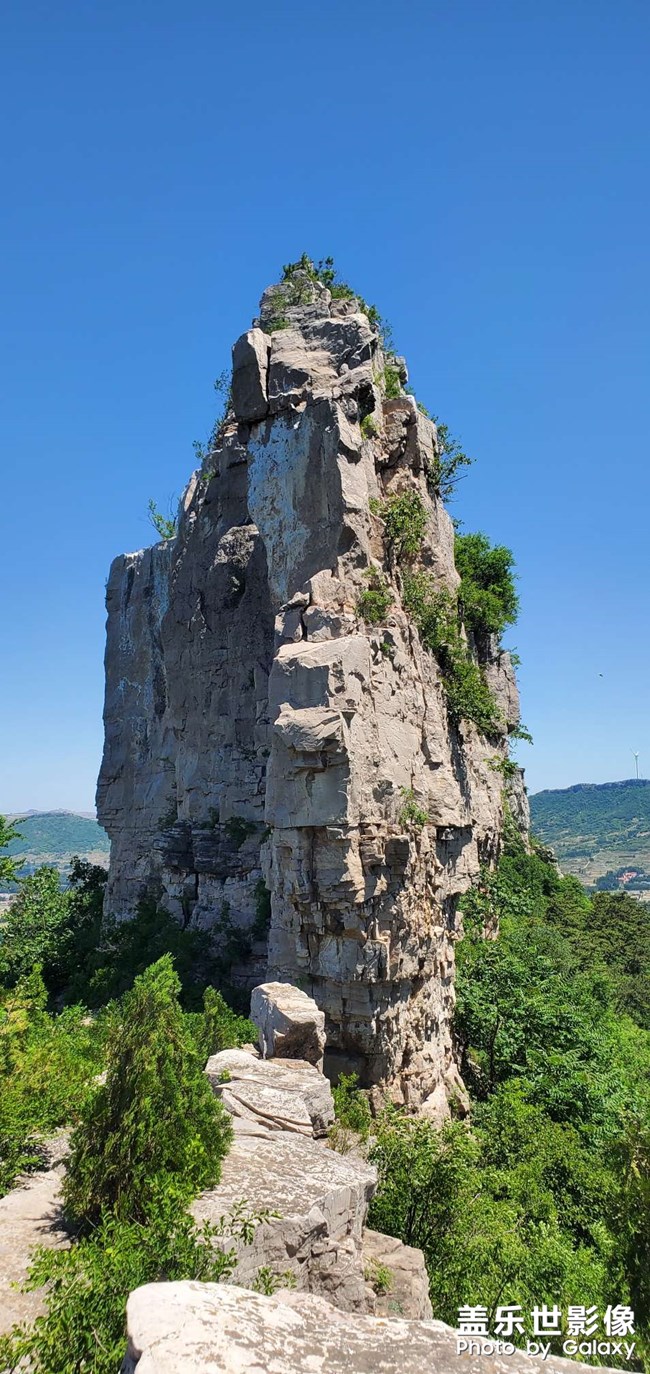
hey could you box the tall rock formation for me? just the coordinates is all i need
[97,264,523,1111]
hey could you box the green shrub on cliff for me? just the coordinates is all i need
[455,531,519,640]
[402,574,502,736]
[64,955,232,1227]
[427,419,473,503]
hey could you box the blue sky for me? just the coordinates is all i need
[1,0,649,812]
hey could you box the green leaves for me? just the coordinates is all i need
[0,814,22,886]
[454,531,519,640]
[368,840,650,1347]
[427,419,473,503]
[63,955,232,1228]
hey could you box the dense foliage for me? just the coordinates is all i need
[454,531,519,640]
[402,574,502,735]
[368,827,650,1364]
[0,968,106,1193]
[0,815,23,886]
[63,955,232,1227]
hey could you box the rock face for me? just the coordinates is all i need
[250,981,326,1067]
[190,1128,376,1311]
[121,1282,622,1374]
[362,1228,433,1320]
[204,1047,334,1137]
[97,267,526,1108]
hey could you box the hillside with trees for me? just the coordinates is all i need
[529,780,650,893]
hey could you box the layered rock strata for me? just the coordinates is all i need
[97,267,523,1108]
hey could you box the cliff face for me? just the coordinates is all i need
[97,268,523,1111]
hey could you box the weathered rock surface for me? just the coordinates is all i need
[362,1228,433,1320]
[191,1129,376,1308]
[250,981,326,1067]
[204,1047,334,1137]
[0,1136,68,1336]
[98,268,528,1108]
[121,1282,622,1374]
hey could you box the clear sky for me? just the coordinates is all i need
[1,0,649,812]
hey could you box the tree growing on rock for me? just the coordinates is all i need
[63,954,232,1227]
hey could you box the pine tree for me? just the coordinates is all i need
[64,955,232,1227]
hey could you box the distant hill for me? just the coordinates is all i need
[2,811,109,889]
[529,779,650,893]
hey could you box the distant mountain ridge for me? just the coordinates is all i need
[2,810,109,888]
[529,778,650,892]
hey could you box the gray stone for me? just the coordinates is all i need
[97,269,526,1110]
[204,1047,333,1136]
[231,327,270,422]
[250,982,326,1069]
[362,1228,432,1319]
[121,1282,624,1374]
[190,1130,376,1305]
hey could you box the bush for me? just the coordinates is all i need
[427,420,473,502]
[398,788,428,828]
[81,896,218,1011]
[63,955,232,1227]
[378,490,427,563]
[455,531,519,640]
[185,985,257,1062]
[331,1072,372,1141]
[147,498,177,540]
[358,569,392,626]
[0,860,106,1003]
[0,968,106,1195]
[402,573,501,736]
[0,814,22,886]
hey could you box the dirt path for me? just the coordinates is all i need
[0,1137,69,1336]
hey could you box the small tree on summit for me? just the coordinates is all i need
[64,955,232,1227]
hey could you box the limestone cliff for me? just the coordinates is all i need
[97,265,524,1111]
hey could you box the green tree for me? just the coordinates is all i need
[0,814,22,886]
[454,531,519,640]
[0,867,69,988]
[427,419,474,502]
[147,497,177,540]
[63,955,232,1227]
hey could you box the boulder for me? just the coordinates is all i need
[190,1129,375,1307]
[250,982,326,1069]
[204,1047,334,1137]
[122,1282,624,1374]
[362,1228,432,1320]
[231,327,270,422]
